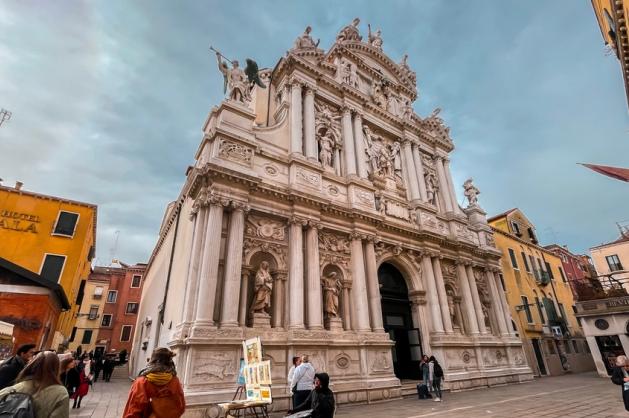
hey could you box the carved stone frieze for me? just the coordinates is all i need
[245,215,286,241]
[370,350,392,373]
[243,237,288,269]
[190,350,236,384]
[296,168,322,188]
[319,232,351,254]
[217,138,254,166]
[353,188,375,206]
[385,200,410,220]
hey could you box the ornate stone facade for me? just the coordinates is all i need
[131,19,533,417]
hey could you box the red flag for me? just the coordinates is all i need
[580,163,629,182]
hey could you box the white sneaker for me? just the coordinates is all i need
[434,397,441,402]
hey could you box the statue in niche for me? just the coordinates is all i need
[339,60,359,89]
[363,125,381,175]
[391,142,402,181]
[318,130,335,168]
[401,99,413,120]
[294,26,320,49]
[425,172,439,205]
[370,80,387,109]
[446,289,459,329]
[336,17,362,42]
[321,272,341,318]
[463,178,480,207]
[367,24,383,49]
[250,261,273,315]
[385,85,399,115]
[481,303,491,330]
[377,197,387,216]
[377,144,394,178]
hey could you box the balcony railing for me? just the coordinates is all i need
[574,272,629,301]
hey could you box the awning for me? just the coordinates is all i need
[0,321,14,337]
[580,163,629,182]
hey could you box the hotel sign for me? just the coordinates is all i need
[605,297,629,308]
[0,210,40,233]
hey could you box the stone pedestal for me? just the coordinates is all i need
[464,205,487,226]
[325,317,343,331]
[250,312,271,328]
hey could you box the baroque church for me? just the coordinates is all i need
[130,19,533,416]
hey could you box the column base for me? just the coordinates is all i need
[324,317,343,331]
[190,322,217,338]
[250,313,271,328]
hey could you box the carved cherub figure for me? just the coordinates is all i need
[463,178,480,207]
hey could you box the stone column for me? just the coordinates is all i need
[334,148,341,175]
[290,82,303,155]
[435,157,454,213]
[288,220,304,329]
[456,262,479,334]
[220,203,246,327]
[364,239,384,331]
[182,205,207,324]
[412,145,428,202]
[342,107,356,176]
[305,224,323,329]
[273,273,285,328]
[422,255,444,333]
[303,86,317,160]
[402,141,420,200]
[432,257,454,333]
[466,264,487,334]
[238,269,250,326]
[194,200,225,326]
[353,113,368,179]
[444,158,462,214]
[342,283,352,330]
[493,270,516,335]
[485,269,508,335]
[350,234,370,331]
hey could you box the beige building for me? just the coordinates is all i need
[590,225,629,286]
[68,274,109,354]
[131,20,531,415]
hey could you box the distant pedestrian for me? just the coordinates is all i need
[287,356,301,394]
[611,355,629,411]
[428,356,444,402]
[0,343,36,389]
[0,351,69,417]
[420,355,430,391]
[123,347,185,418]
[70,360,90,409]
[286,372,335,418]
[290,355,316,409]
[102,357,115,382]
[92,356,104,382]
[59,358,80,397]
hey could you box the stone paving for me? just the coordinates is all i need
[69,371,625,417]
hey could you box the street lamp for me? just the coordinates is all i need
[0,109,11,127]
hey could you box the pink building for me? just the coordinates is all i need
[545,244,596,299]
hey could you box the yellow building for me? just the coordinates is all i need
[68,275,108,354]
[489,209,594,376]
[592,0,629,108]
[0,183,96,350]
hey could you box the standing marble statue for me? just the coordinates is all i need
[425,172,438,205]
[294,26,320,49]
[251,261,273,314]
[336,18,362,42]
[321,272,341,317]
[363,126,380,175]
[319,130,335,168]
[216,53,250,103]
[447,290,459,329]
[367,24,383,49]
[391,142,402,181]
[463,178,480,207]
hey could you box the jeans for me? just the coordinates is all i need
[293,390,311,409]
[432,377,442,398]
[422,367,430,391]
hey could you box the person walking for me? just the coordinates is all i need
[123,347,185,418]
[420,355,430,390]
[0,343,36,389]
[286,372,335,418]
[287,356,301,396]
[92,356,103,382]
[70,359,90,409]
[0,351,69,418]
[59,358,80,397]
[611,355,629,411]
[428,356,444,402]
[290,355,316,409]
[102,356,115,382]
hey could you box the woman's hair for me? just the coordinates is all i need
[59,357,74,372]
[301,355,310,363]
[616,355,628,367]
[292,356,301,366]
[16,351,61,392]
[422,355,429,361]
[429,355,437,363]
[149,347,176,366]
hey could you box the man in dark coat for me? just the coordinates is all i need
[611,355,629,411]
[0,343,36,389]
[103,356,115,382]
[287,372,335,418]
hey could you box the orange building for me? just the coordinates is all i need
[0,183,96,350]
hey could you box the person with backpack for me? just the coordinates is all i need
[0,343,36,390]
[290,355,316,409]
[0,350,69,417]
[428,356,444,402]
[123,347,185,418]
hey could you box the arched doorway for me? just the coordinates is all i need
[378,262,422,380]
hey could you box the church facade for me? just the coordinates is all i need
[130,19,533,417]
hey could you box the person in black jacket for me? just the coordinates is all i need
[286,372,335,418]
[611,355,629,411]
[0,343,36,389]
[60,357,81,396]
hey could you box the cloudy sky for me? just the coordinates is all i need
[1,1,627,265]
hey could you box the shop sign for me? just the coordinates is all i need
[605,297,629,308]
[0,210,40,233]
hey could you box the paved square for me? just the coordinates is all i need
[69,372,625,417]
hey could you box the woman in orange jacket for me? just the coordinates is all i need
[123,348,185,418]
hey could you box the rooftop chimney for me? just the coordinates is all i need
[15,181,23,191]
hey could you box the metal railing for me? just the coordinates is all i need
[574,271,629,301]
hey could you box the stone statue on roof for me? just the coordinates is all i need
[368,24,383,50]
[294,26,320,49]
[336,17,362,42]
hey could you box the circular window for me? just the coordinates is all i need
[595,319,610,330]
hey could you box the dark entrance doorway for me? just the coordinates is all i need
[596,335,626,375]
[378,262,421,380]
[531,339,547,376]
